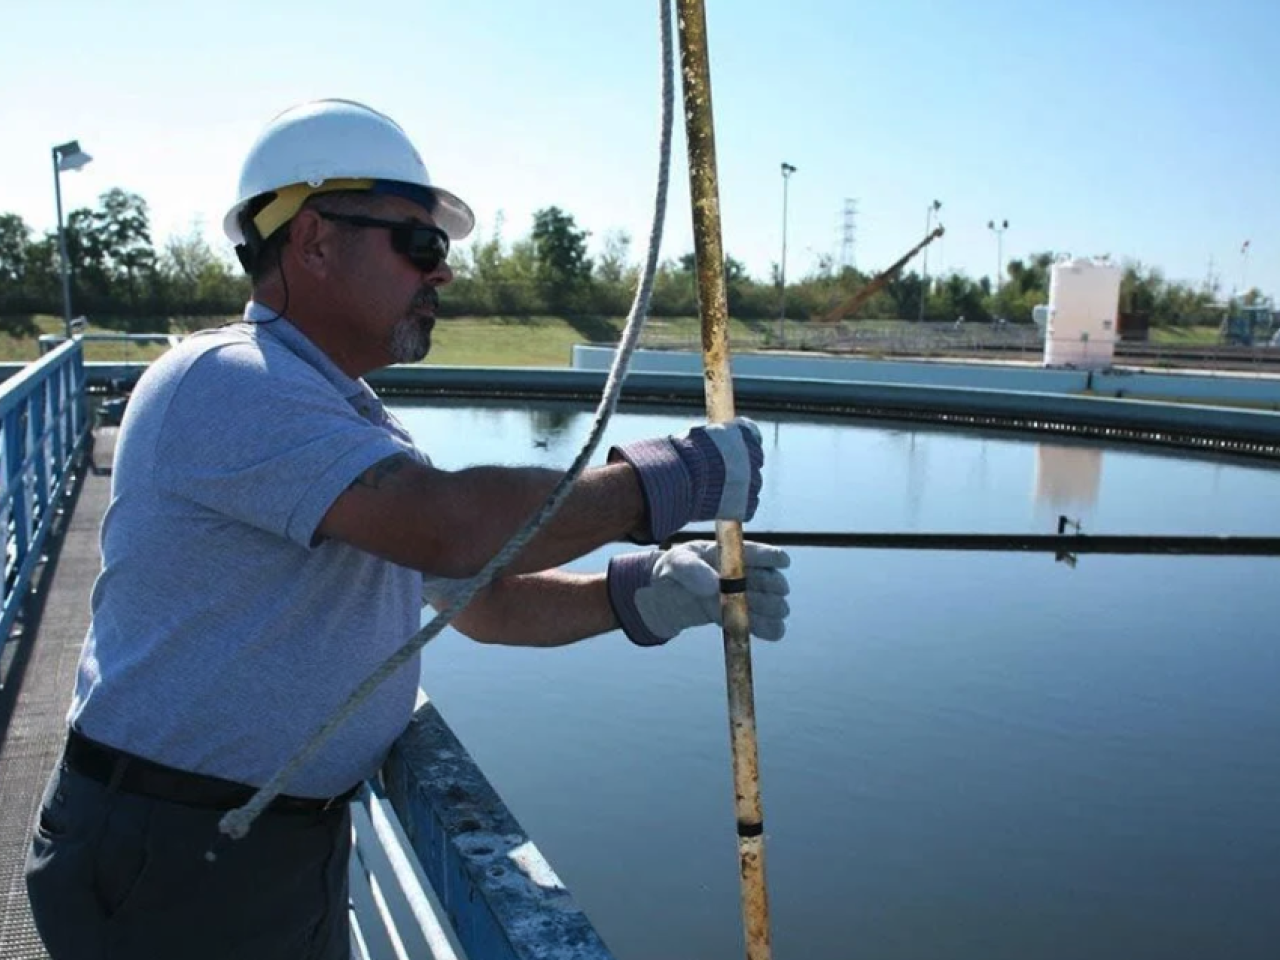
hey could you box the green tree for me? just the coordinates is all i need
[531,206,592,313]
[991,252,1054,322]
[21,236,63,314]
[595,230,632,285]
[0,213,29,288]
[884,271,925,321]
[649,257,698,317]
[449,216,544,316]
[1120,261,1163,317]
[58,188,160,320]
[593,230,636,316]
[1156,282,1216,327]
[96,188,157,309]
[63,207,112,307]
[0,213,43,326]
[671,251,760,318]
[1004,252,1053,296]
[157,223,248,323]
[935,273,993,324]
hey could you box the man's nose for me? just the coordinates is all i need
[425,260,453,285]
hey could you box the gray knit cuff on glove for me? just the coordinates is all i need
[608,431,723,543]
[607,550,666,647]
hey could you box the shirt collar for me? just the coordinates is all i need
[242,301,371,404]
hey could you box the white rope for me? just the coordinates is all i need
[218,0,678,842]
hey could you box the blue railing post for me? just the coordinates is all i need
[31,381,50,537]
[4,405,31,593]
[73,348,87,449]
[49,365,66,482]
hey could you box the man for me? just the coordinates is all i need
[26,99,790,959]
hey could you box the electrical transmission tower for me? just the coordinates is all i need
[840,198,858,272]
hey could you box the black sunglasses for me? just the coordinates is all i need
[318,212,450,273]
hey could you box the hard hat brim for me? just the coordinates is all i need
[424,186,475,242]
[370,181,475,241]
[224,179,475,246]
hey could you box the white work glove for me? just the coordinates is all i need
[608,417,764,543]
[607,541,791,647]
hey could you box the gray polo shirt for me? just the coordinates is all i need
[71,304,426,797]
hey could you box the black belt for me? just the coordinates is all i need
[63,729,359,815]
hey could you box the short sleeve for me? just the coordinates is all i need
[154,341,408,547]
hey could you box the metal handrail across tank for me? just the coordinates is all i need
[0,340,88,642]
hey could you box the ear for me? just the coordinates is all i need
[284,209,343,281]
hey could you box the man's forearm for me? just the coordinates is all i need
[319,457,645,579]
[455,462,643,577]
[448,569,619,647]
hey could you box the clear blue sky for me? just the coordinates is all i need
[2,0,1277,297]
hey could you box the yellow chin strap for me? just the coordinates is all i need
[251,178,377,241]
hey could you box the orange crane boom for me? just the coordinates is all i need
[817,225,945,322]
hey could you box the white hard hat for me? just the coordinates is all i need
[223,99,474,254]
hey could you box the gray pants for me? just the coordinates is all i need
[25,762,351,959]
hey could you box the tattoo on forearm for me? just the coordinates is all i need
[350,453,413,490]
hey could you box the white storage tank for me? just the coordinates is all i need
[1042,258,1122,370]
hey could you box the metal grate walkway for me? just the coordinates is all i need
[0,437,110,959]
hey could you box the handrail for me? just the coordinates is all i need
[39,332,182,356]
[1,341,89,643]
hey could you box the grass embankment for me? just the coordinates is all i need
[3,314,773,367]
[0,315,178,363]
[2,314,1227,365]
[1146,325,1222,346]
[429,316,619,366]
[430,314,772,366]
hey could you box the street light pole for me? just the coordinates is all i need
[917,199,941,322]
[777,162,796,345]
[987,218,1009,297]
[52,140,93,340]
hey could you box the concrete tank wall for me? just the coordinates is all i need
[571,346,1280,410]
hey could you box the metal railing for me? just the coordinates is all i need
[38,330,182,354]
[1,340,88,642]
[350,781,464,960]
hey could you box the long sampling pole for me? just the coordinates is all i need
[674,3,774,958]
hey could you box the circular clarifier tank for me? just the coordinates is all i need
[395,396,1280,960]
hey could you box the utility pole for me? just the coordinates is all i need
[988,218,1009,298]
[918,199,941,322]
[52,140,94,339]
[777,162,797,345]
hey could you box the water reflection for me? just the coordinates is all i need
[1034,443,1104,510]
[529,406,578,451]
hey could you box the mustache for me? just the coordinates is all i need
[411,287,440,313]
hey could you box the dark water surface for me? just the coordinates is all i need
[395,400,1280,960]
